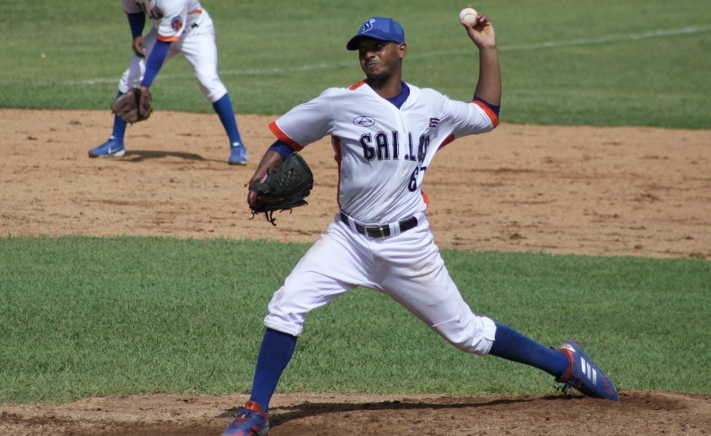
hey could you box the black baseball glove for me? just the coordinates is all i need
[249,152,314,225]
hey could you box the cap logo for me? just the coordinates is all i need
[360,18,376,33]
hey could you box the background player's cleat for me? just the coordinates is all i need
[228,143,248,165]
[222,401,269,436]
[88,138,125,158]
[556,340,619,400]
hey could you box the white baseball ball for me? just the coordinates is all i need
[458,7,478,25]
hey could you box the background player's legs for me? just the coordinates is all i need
[181,24,248,165]
[88,90,129,158]
[212,93,248,165]
[89,29,174,157]
[109,96,128,143]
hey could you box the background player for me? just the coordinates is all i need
[89,0,248,165]
[222,12,618,436]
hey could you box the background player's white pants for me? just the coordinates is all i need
[118,11,227,102]
[264,215,497,355]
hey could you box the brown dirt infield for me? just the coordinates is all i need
[1,108,710,435]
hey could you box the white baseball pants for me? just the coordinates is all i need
[264,214,497,355]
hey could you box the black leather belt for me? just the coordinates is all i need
[340,213,418,238]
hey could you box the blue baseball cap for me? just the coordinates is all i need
[346,17,406,50]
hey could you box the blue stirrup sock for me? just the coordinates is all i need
[212,93,244,147]
[249,328,297,412]
[249,324,566,411]
[489,322,568,378]
[111,91,127,142]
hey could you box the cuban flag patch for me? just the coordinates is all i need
[171,16,184,31]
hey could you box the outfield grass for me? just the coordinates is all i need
[2,0,710,127]
[1,0,709,406]
[1,237,709,403]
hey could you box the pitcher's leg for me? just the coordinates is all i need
[378,224,496,354]
[241,220,373,417]
[379,224,614,398]
[379,222,563,370]
[264,221,376,336]
[489,323,568,376]
[248,328,297,412]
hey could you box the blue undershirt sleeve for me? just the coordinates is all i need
[140,40,171,88]
[268,140,295,159]
[127,12,145,39]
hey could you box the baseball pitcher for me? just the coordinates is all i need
[222,11,618,436]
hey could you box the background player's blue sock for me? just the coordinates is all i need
[249,328,297,412]
[111,91,127,143]
[212,93,244,147]
[489,322,568,377]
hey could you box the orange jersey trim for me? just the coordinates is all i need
[437,133,456,151]
[472,100,499,127]
[268,121,304,151]
[421,191,430,206]
[157,35,180,42]
[348,80,366,91]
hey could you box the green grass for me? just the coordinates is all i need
[1,236,709,403]
[1,0,710,127]
[1,0,710,406]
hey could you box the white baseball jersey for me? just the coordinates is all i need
[123,0,206,42]
[269,81,498,224]
[263,80,500,356]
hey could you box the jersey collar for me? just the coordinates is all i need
[386,82,410,109]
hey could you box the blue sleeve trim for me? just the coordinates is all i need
[474,97,500,116]
[127,12,145,38]
[268,140,295,159]
[140,40,171,88]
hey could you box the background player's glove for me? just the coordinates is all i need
[249,153,314,225]
[111,87,153,124]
